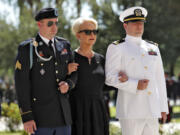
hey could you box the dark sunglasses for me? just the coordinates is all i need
[78,29,99,35]
[47,21,58,27]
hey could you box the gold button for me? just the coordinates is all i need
[142,54,145,57]
[55,62,58,66]
[148,91,152,95]
[33,98,37,101]
[144,66,148,70]
[56,70,58,74]
[40,63,44,66]
[56,78,59,82]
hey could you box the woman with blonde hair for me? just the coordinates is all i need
[69,17,110,135]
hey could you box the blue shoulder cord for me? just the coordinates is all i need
[30,41,33,69]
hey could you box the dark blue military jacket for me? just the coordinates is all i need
[15,34,75,127]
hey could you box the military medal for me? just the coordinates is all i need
[40,69,45,75]
[148,49,157,56]
[61,48,68,55]
[39,51,44,57]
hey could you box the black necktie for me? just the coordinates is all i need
[48,40,53,51]
[48,40,55,56]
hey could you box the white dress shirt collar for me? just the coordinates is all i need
[39,33,54,45]
[125,34,142,46]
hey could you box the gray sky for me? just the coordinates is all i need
[0,0,93,26]
[0,0,19,25]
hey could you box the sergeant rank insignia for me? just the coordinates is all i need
[15,60,22,70]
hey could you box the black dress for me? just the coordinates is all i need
[70,51,109,135]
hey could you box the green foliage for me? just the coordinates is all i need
[0,19,19,77]
[109,106,116,118]
[1,103,22,132]
[144,0,180,74]
[0,0,180,76]
[109,123,122,135]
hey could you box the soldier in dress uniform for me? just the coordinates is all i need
[105,6,169,135]
[15,8,78,135]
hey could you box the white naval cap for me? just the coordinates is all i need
[119,6,148,23]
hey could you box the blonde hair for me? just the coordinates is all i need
[72,17,98,35]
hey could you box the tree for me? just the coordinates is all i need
[144,0,180,75]
[0,0,180,78]
[0,19,19,77]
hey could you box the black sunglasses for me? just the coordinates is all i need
[47,21,58,27]
[78,29,99,35]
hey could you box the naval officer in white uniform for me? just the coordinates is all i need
[105,6,169,135]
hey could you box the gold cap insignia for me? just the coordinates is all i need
[15,60,22,70]
[134,9,142,16]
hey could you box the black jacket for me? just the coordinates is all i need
[15,34,75,127]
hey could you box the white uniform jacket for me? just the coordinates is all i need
[105,35,169,119]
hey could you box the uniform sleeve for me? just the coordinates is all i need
[14,45,34,123]
[105,44,138,94]
[155,47,169,114]
[100,54,117,91]
[66,72,78,90]
[64,43,77,90]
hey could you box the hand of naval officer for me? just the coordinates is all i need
[24,120,37,134]
[68,62,79,75]
[59,81,69,93]
[161,112,167,123]
[137,79,149,90]
[119,71,128,82]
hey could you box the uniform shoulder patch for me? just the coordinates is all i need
[145,40,158,46]
[19,38,33,46]
[112,38,125,45]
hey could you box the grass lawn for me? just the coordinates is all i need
[0,132,23,135]
[1,105,180,135]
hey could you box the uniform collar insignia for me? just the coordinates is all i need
[39,41,43,46]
